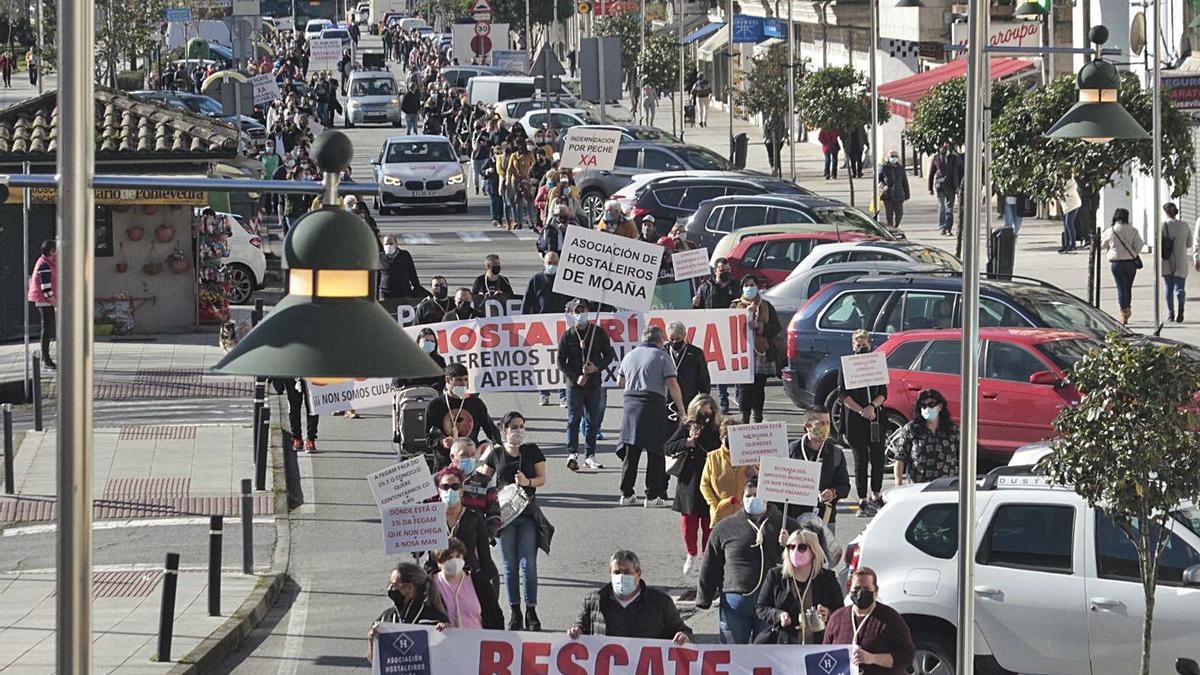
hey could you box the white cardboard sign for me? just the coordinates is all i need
[554,226,663,312]
[728,421,788,467]
[308,38,343,72]
[559,128,622,171]
[672,247,711,280]
[306,377,401,415]
[367,457,438,510]
[758,456,822,506]
[250,73,281,105]
[381,501,448,555]
[839,351,890,390]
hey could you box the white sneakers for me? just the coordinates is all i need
[584,457,602,470]
[566,454,579,472]
[644,497,669,508]
[682,554,695,575]
[618,495,638,506]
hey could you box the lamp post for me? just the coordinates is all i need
[787,0,795,180]
[869,0,879,201]
[1014,0,1054,83]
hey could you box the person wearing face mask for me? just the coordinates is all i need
[596,200,637,238]
[876,150,911,229]
[694,259,739,413]
[664,321,710,411]
[424,364,503,470]
[479,411,550,631]
[366,562,449,664]
[427,466,499,597]
[378,235,425,301]
[430,537,505,630]
[568,550,694,644]
[639,217,658,243]
[538,205,575,255]
[415,276,453,325]
[393,327,446,393]
[664,395,722,575]
[670,224,698,252]
[443,288,482,322]
[449,438,501,537]
[731,275,781,424]
[697,477,798,645]
[556,300,617,471]
[823,567,914,674]
[699,419,752,526]
[784,407,850,531]
[890,388,959,486]
[616,326,688,507]
[521,251,571,316]
[504,142,536,230]
[471,254,515,307]
[840,329,888,517]
[755,529,842,644]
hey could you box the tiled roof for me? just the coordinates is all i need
[0,87,239,158]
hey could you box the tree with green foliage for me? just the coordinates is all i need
[96,0,169,86]
[905,76,1022,156]
[735,42,805,122]
[1041,335,1200,675]
[637,30,678,95]
[489,0,576,27]
[793,64,888,200]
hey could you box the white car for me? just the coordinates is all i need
[517,107,590,138]
[372,135,467,214]
[608,170,744,213]
[846,468,1200,675]
[319,27,353,51]
[763,260,945,328]
[791,240,962,276]
[199,211,266,305]
[304,19,332,38]
[344,70,401,127]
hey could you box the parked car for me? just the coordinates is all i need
[725,231,877,288]
[571,123,682,143]
[304,18,332,38]
[794,240,962,274]
[492,95,582,122]
[372,135,468,213]
[685,193,897,255]
[466,75,569,106]
[440,65,508,91]
[762,261,947,329]
[517,107,591,138]
[780,273,1127,412]
[605,170,741,214]
[199,211,266,305]
[344,70,401,127]
[128,90,258,145]
[319,27,353,51]
[845,467,1200,675]
[876,327,1089,458]
[574,144,740,222]
[711,223,879,263]
[626,174,815,237]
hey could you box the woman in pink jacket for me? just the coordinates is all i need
[26,239,56,370]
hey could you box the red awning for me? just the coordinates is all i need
[879,58,1036,119]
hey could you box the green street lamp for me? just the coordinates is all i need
[1014,0,1046,19]
[894,0,925,7]
[1045,26,1149,144]
[214,131,442,381]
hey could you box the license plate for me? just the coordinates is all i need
[410,191,433,197]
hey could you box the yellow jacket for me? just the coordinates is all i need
[699,445,753,526]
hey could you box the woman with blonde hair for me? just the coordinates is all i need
[664,394,722,574]
[699,419,753,526]
[754,529,842,644]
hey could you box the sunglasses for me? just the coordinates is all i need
[785,543,809,552]
[439,483,462,491]
[920,401,940,408]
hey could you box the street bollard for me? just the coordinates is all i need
[208,516,223,616]
[156,552,180,662]
[30,355,42,432]
[241,479,254,574]
[3,403,13,494]
[252,381,265,462]
[251,298,264,327]
[255,406,269,491]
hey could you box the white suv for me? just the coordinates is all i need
[847,468,1200,675]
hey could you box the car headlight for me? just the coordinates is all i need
[390,98,401,105]
[447,172,464,185]
[347,100,360,108]
[382,175,403,186]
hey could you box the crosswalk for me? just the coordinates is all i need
[378,229,540,245]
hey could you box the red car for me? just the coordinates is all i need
[726,231,873,287]
[875,328,1093,459]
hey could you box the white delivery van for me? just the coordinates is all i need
[467,76,569,106]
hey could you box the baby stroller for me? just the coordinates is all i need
[392,386,439,472]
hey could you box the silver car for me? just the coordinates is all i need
[373,136,468,214]
[345,71,402,127]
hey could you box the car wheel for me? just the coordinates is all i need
[581,190,605,222]
[225,263,255,305]
[912,634,955,675]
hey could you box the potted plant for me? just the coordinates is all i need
[155,224,176,242]
[143,261,163,275]
[166,248,190,273]
[126,226,145,241]
[116,262,128,273]
[143,204,159,215]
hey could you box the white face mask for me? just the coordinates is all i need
[450,384,468,398]
[611,573,637,596]
[384,244,397,256]
[442,557,465,576]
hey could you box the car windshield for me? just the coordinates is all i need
[677,146,733,170]
[385,141,456,163]
[810,207,898,241]
[353,78,396,96]
[1009,287,1125,337]
[178,96,223,116]
[323,30,350,39]
[625,127,681,142]
[1034,338,1096,373]
[904,245,963,271]
[1173,504,1200,538]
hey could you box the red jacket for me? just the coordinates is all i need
[818,128,841,153]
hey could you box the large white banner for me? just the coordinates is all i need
[306,378,402,415]
[402,310,754,392]
[373,625,854,674]
[555,226,663,312]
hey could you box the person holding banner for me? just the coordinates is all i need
[694,259,741,413]
[617,326,687,508]
[785,407,851,531]
[823,567,915,674]
[557,300,617,472]
[731,275,782,424]
[567,550,693,644]
[366,562,449,664]
[699,419,751,526]
[664,395,722,575]
[755,529,842,644]
[839,330,889,518]
[443,287,484,322]
[424,364,503,470]
[430,537,505,630]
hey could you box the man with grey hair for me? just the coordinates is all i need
[567,549,693,644]
[664,321,710,411]
[616,325,687,507]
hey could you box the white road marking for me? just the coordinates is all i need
[512,229,538,241]
[401,232,433,245]
[298,450,316,515]
[11,564,270,575]
[459,231,489,242]
[2,516,275,537]
[278,577,311,675]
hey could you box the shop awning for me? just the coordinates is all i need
[753,37,784,57]
[682,22,724,45]
[879,57,1036,119]
[697,26,729,60]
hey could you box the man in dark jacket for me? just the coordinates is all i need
[378,235,425,300]
[567,550,693,644]
[927,143,963,236]
[693,258,740,413]
[520,251,570,315]
[424,364,503,470]
[784,406,851,530]
[877,151,911,229]
[557,299,617,472]
[415,276,453,324]
[698,478,797,645]
[664,320,710,411]
[442,287,483,322]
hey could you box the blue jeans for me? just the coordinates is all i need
[717,384,730,410]
[582,389,607,441]
[499,513,539,606]
[503,186,518,223]
[823,151,839,177]
[566,385,604,457]
[1111,259,1138,311]
[488,190,504,221]
[1165,275,1186,317]
[719,591,766,644]
[1003,200,1022,235]
[405,113,419,135]
[937,191,956,233]
[1062,209,1078,251]
[472,159,487,191]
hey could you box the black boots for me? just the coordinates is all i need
[508,604,523,631]
[524,605,541,631]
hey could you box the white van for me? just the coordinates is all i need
[397,17,430,32]
[467,76,569,107]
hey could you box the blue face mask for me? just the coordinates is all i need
[545,264,558,275]
[440,488,461,506]
[457,457,477,474]
[921,406,940,422]
[744,495,766,515]
[420,340,436,353]
[611,573,637,596]
[743,286,759,299]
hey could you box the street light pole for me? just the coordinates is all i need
[35,0,43,96]
[677,0,684,140]
[57,0,96,671]
[1151,0,1162,328]
[787,0,795,180]
[728,0,734,161]
[869,0,879,204]
[639,0,646,124]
